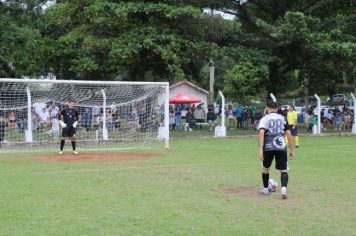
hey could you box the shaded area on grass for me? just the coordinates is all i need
[39,152,156,162]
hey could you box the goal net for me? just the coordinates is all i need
[0,78,169,152]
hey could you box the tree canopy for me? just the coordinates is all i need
[0,0,355,100]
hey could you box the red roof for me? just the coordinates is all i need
[169,93,201,104]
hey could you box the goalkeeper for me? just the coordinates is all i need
[58,98,79,155]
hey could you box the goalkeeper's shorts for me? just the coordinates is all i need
[62,126,76,137]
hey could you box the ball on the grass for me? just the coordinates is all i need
[268,179,278,192]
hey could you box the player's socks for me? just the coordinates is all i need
[281,172,288,187]
[71,140,76,151]
[281,187,288,199]
[262,173,269,188]
[60,139,65,151]
[294,136,299,147]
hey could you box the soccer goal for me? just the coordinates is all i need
[0,78,169,152]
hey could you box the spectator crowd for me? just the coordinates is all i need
[319,105,354,131]
[0,100,354,146]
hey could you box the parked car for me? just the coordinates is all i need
[294,96,317,106]
[330,94,347,105]
[294,106,306,123]
[294,106,306,115]
[281,105,289,111]
[280,105,305,114]
[313,105,331,114]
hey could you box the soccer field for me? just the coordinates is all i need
[0,136,355,235]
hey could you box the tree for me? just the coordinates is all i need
[0,0,48,77]
[205,0,356,96]
[224,61,269,102]
[42,1,221,81]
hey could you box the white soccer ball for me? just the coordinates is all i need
[268,179,278,192]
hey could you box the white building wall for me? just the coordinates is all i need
[157,82,208,111]
[170,84,208,107]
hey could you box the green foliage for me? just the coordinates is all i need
[224,61,269,102]
[270,12,311,45]
[211,0,356,96]
[0,1,47,77]
[0,0,354,97]
[42,1,215,81]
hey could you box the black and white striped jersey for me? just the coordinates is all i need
[258,112,289,151]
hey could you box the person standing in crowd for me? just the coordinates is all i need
[207,106,217,131]
[112,109,120,132]
[0,112,7,146]
[8,111,17,132]
[333,109,343,131]
[81,107,92,132]
[185,108,196,132]
[307,112,317,133]
[242,106,250,129]
[342,106,352,130]
[194,105,206,130]
[250,106,257,129]
[236,105,243,129]
[169,109,176,131]
[287,105,299,148]
[39,107,50,131]
[227,105,235,130]
[174,108,182,131]
[49,102,60,142]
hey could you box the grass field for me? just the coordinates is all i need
[0,136,355,235]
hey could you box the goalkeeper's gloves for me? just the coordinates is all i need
[59,120,67,128]
[72,121,78,128]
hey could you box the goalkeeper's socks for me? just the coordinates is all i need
[60,140,65,150]
[281,172,289,187]
[262,173,269,188]
[71,141,76,151]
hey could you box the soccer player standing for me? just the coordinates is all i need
[58,98,79,155]
[287,105,299,148]
[258,101,294,199]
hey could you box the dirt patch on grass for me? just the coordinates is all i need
[222,186,310,211]
[39,152,155,162]
[222,186,260,198]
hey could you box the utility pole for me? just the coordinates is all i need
[209,59,215,105]
[304,70,309,123]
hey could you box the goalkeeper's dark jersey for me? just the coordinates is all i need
[258,112,289,151]
[59,108,79,126]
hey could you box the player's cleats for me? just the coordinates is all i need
[281,187,288,199]
[259,188,271,195]
[58,151,63,155]
[72,151,79,155]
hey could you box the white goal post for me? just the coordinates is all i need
[0,78,169,152]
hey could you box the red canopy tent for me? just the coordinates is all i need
[169,93,201,104]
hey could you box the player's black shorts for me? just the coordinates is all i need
[290,127,298,136]
[62,126,76,137]
[263,150,288,171]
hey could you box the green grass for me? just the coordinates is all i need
[0,136,355,235]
